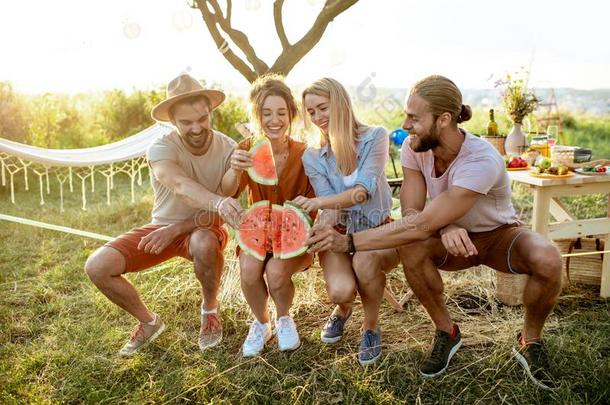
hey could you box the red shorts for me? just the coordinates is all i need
[104,224,228,273]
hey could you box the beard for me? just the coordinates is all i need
[410,121,441,153]
[183,127,212,150]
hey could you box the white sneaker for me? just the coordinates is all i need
[119,313,166,357]
[242,320,272,357]
[276,316,301,352]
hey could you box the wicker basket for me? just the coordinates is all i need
[481,136,506,156]
[495,237,605,305]
[555,237,605,286]
[495,271,529,306]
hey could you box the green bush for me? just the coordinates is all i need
[2,83,608,160]
[27,93,83,149]
[212,96,249,142]
[89,88,162,143]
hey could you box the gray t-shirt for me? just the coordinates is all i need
[400,131,518,232]
[146,130,236,225]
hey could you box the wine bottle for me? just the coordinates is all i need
[487,109,499,136]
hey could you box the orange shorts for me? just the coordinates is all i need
[104,224,228,273]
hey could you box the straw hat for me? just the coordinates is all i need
[151,73,225,122]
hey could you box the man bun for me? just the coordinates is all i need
[457,104,472,123]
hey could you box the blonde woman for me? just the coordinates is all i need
[293,77,399,365]
[225,74,316,356]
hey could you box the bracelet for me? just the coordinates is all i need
[347,233,356,256]
[215,197,229,211]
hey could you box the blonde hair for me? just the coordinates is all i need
[249,73,298,135]
[410,75,472,124]
[302,77,365,175]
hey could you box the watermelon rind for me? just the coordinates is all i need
[247,138,278,186]
[279,203,312,260]
[283,201,314,226]
[237,200,270,261]
[248,200,270,210]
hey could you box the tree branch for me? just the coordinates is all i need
[271,0,359,75]
[194,0,359,82]
[205,0,269,75]
[195,0,258,82]
[273,0,290,50]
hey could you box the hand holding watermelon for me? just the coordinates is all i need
[229,148,253,172]
[215,197,243,229]
[306,224,348,253]
[291,196,322,213]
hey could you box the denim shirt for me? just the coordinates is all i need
[301,126,392,233]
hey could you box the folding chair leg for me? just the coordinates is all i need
[383,287,404,311]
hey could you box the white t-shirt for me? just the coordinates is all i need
[342,169,359,188]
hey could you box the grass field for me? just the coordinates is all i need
[1,170,610,404]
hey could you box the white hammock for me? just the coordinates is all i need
[0,123,172,167]
[0,123,174,210]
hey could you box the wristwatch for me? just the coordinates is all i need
[347,233,356,256]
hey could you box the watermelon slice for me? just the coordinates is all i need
[236,201,271,261]
[237,200,312,261]
[247,138,278,185]
[279,203,312,259]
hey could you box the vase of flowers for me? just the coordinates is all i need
[496,70,539,154]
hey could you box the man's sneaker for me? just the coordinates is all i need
[119,313,166,357]
[419,324,462,378]
[242,320,273,357]
[512,333,557,390]
[320,307,352,344]
[276,316,301,351]
[199,308,222,351]
[358,329,382,366]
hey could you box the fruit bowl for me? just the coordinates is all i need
[506,165,530,171]
[505,156,529,170]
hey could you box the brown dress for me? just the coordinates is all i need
[234,138,317,257]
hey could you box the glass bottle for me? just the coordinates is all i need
[487,109,499,136]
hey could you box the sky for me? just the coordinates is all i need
[1,0,609,94]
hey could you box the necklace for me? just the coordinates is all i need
[273,137,290,177]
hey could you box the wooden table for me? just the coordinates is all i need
[507,170,610,297]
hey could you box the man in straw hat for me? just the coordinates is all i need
[306,75,562,390]
[85,73,244,356]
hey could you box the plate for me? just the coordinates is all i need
[529,171,575,179]
[506,165,530,171]
[575,167,610,176]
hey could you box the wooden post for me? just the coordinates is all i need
[601,195,610,297]
[531,187,551,237]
